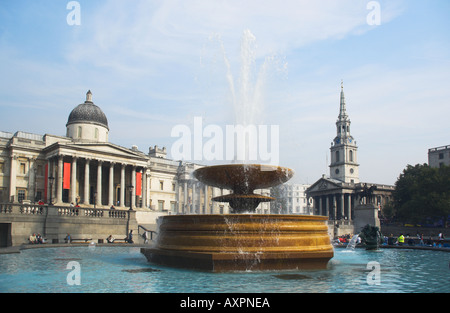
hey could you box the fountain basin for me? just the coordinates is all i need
[193,164,294,212]
[141,214,333,272]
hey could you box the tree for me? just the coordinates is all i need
[391,164,450,225]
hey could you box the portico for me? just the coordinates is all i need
[44,150,148,209]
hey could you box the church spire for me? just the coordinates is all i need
[338,80,348,121]
[330,80,359,184]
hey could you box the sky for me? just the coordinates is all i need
[0,0,449,186]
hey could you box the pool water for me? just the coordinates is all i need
[0,246,448,293]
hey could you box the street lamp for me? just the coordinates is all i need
[48,176,55,205]
[128,185,134,210]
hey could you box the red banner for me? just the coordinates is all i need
[136,172,142,196]
[63,163,71,190]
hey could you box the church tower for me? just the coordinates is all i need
[329,81,359,183]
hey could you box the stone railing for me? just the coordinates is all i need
[0,203,138,246]
[0,203,130,220]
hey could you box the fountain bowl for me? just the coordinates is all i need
[193,164,294,212]
[141,214,334,272]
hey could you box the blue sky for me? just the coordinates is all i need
[1,0,449,186]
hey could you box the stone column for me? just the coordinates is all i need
[347,193,352,220]
[142,169,148,208]
[46,159,52,203]
[192,182,196,214]
[204,185,208,214]
[175,180,180,214]
[108,162,114,207]
[333,195,337,220]
[96,160,102,207]
[131,166,136,209]
[183,181,188,214]
[9,153,17,202]
[318,196,322,216]
[120,164,125,207]
[326,195,330,218]
[56,156,63,204]
[28,157,36,202]
[70,157,77,204]
[340,193,345,219]
[84,159,90,205]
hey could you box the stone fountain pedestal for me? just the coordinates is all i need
[141,214,333,272]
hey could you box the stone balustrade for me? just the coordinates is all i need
[0,203,137,246]
[0,203,130,220]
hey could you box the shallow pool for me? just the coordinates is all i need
[0,246,448,293]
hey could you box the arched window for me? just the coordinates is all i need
[335,151,340,162]
[349,150,353,162]
[77,126,82,138]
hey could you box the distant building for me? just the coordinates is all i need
[286,183,311,214]
[307,82,394,225]
[428,145,450,168]
[0,91,276,214]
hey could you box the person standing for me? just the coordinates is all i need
[397,233,405,246]
[127,230,134,244]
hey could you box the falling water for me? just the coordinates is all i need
[346,234,360,250]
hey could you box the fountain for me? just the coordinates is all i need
[141,30,333,271]
[358,224,383,250]
[141,163,334,271]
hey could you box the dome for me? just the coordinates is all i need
[66,90,109,130]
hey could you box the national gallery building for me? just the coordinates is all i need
[0,91,271,215]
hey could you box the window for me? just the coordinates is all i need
[170,201,176,211]
[158,200,164,211]
[172,183,176,192]
[439,153,444,159]
[160,181,164,190]
[18,189,26,202]
[78,126,82,138]
[20,163,26,174]
[349,150,353,162]
[95,128,99,139]
[0,162,4,174]
[36,191,43,202]
[335,151,340,162]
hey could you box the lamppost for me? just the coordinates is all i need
[48,176,55,205]
[128,185,134,210]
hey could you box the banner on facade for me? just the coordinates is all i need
[136,172,142,196]
[63,162,71,190]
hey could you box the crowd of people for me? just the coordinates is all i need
[334,231,448,248]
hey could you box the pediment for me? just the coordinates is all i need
[68,142,146,159]
[307,177,342,194]
[44,141,148,163]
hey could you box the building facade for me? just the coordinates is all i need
[0,91,274,215]
[428,145,450,168]
[307,83,394,226]
[286,183,311,214]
